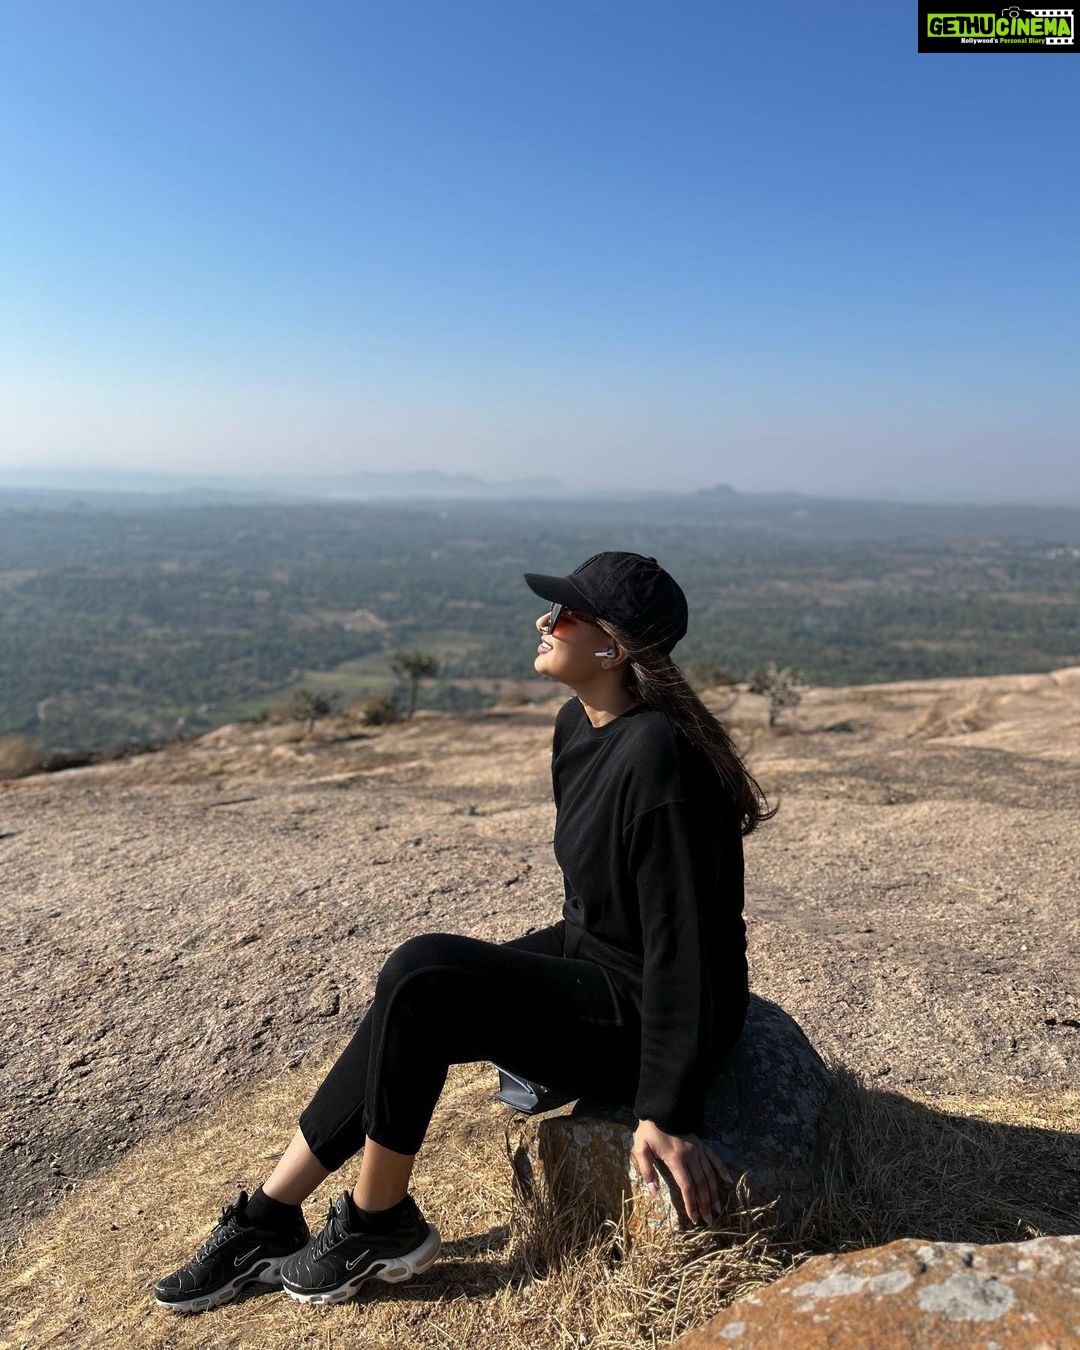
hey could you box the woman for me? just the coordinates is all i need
[153,550,777,1315]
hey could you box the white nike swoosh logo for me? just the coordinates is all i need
[344,1249,371,1271]
[234,1247,262,1266]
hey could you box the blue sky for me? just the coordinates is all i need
[1,0,1076,502]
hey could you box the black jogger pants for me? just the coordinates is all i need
[297,919,642,1168]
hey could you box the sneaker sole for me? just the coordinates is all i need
[282,1222,442,1306]
[154,1254,290,1314]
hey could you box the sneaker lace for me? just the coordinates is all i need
[193,1197,245,1264]
[309,1198,347,1261]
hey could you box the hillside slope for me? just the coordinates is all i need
[2,668,1078,1246]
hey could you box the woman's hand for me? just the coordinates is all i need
[631,1119,734,1225]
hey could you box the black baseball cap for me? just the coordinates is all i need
[523,551,688,656]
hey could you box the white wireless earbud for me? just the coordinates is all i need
[595,647,617,658]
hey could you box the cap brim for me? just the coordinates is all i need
[522,572,593,609]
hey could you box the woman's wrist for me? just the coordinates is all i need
[637,1118,673,1135]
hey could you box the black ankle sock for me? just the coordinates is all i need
[245,1184,303,1228]
[344,1191,410,1232]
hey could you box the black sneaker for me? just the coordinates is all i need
[280,1190,441,1306]
[153,1189,310,1314]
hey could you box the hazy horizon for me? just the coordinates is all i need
[2,2,1076,505]
[2,463,1080,510]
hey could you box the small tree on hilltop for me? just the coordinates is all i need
[351,693,400,726]
[390,650,439,720]
[288,687,342,735]
[749,661,811,729]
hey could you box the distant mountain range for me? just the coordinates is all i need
[2,468,1074,511]
[0,466,749,504]
[0,467,562,501]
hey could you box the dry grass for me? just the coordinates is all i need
[0,734,42,780]
[1,1056,1076,1350]
[789,1064,1079,1255]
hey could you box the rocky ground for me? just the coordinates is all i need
[2,667,1078,1249]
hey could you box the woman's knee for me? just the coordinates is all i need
[377,931,466,991]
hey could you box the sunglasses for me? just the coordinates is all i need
[542,602,604,636]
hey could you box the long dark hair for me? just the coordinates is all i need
[596,616,779,837]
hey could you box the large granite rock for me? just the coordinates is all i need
[502,993,839,1240]
[671,1233,1080,1348]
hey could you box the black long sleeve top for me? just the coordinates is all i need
[551,694,749,1136]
